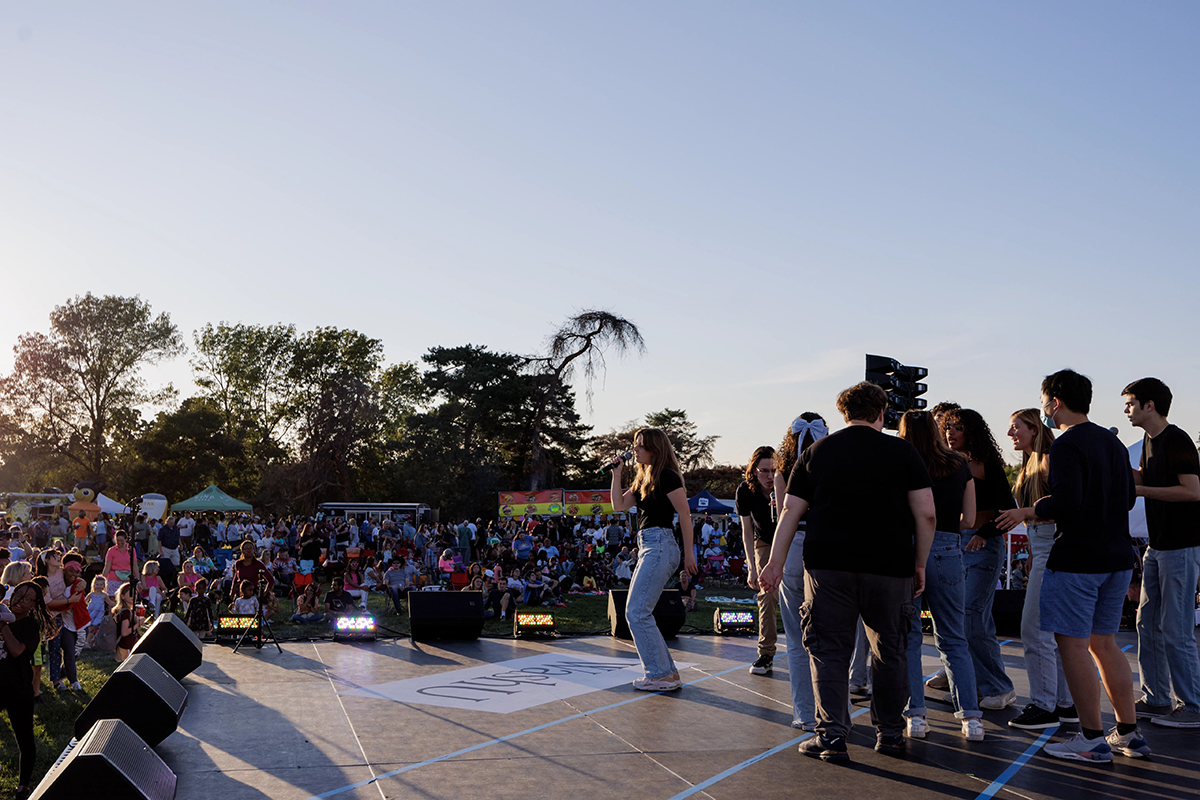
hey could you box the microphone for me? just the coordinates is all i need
[770,491,777,523]
[599,452,633,475]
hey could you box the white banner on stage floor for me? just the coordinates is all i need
[340,653,698,714]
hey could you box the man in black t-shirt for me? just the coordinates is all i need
[760,383,934,762]
[1035,369,1142,762]
[1123,378,1200,729]
[324,577,356,619]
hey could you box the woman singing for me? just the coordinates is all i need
[610,428,696,691]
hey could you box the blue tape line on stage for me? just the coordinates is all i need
[997,639,1012,647]
[1122,644,1133,652]
[301,661,753,800]
[972,725,1058,800]
[663,707,871,800]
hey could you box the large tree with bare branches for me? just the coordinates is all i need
[522,310,644,490]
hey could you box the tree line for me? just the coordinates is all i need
[0,295,740,518]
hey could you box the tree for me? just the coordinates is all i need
[191,322,298,443]
[522,310,644,490]
[0,294,184,480]
[643,408,718,471]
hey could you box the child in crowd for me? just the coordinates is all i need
[85,575,110,649]
[140,560,166,615]
[185,577,214,637]
[232,580,260,616]
[114,582,137,662]
[292,583,323,623]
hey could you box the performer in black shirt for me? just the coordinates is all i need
[1123,377,1200,729]
[1036,369,1143,762]
[610,428,695,692]
[736,445,780,676]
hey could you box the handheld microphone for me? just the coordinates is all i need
[599,452,633,475]
[770,491,778,523]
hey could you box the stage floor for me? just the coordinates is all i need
[158,629,1200,800]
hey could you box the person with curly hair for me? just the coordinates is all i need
[940,407,1017,710]
[1,580,60,798]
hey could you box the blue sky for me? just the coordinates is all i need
[2,2,1198,467]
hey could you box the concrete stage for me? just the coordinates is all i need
[158,630,1199,800]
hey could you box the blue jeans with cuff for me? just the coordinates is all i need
[626,527,681,681]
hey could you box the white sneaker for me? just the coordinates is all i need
[962,718,985,742]
[925,669,950,691]
[980,690,1017,710]
[1043,732,1113,763]
[906,716,928,739]
[632,676,682,692]
[70,681,83,692]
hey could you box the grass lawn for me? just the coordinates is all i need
[1,585,763,794]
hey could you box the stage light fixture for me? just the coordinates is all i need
[513,611,556,637]
[215,615,259,639]
[333,615,377,642]
[713,608,756,635]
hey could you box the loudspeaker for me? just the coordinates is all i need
[30,719,176,800]
[992,589,1025,637]
[608,589,686,640]
[75,654,187,746]
[408,590,484,641]
[128,613,203,682]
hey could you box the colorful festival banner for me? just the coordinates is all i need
[563,489,614,516]
[498,490,563,517]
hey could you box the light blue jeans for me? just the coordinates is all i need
[906,531,981,719]
[1137,545,1200,711]
[1021,523,1071,712]
[778,532,816,727]
[627,527,681,680]
[963,533,1014,697]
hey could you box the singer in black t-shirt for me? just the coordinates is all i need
[610,428,695,693]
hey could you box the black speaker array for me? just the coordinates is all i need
[129,613,204,682]
[408,590,485,641]
[30,719,176,800]
[75,654,188,746]
[608,589,686,640]
[32,614,203,797]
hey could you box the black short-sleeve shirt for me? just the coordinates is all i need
[932,460,973,534]
[637,468,684,534]
[0,616,39,697]
[735,481,775,544]
[786,425,932,578]
[324,590,355,614]
[1141,424,1200,551]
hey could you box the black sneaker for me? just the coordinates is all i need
[1056,705,1079,723]
[748,654,773,675]
[875,733,906,756]
[1008,704,1060,730]
[799,734,849,763]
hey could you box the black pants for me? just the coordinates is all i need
[1,690,36,786]
[59,627,79,685]
[486,590,515,617]
[802,569,914,740]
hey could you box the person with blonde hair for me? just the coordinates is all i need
[610,427,696,692]
[997,409,1076,730]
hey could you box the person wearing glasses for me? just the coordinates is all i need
[737,445,782,677]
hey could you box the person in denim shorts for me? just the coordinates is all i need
[1035,369,1146,763]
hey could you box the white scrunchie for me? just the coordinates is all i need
[790,417,829,441]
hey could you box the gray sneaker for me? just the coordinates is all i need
[979,690,1017,710]
[1135,700,1174,719]
[1150,706,1200,729]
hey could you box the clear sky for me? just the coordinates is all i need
[3,2,1198,467]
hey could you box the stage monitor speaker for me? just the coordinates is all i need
[608,589,686,640]
[29,719,176,800]
[75,654,188,746]
[408,590,484,641]
[992,589,1025,637]
[128,613,203,682]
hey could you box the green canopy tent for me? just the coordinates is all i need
[170,484,253,514]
